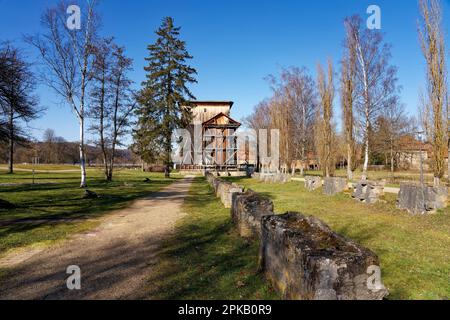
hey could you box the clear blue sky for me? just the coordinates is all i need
[1,0,450,144]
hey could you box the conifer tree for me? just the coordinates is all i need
[135,17,197,178]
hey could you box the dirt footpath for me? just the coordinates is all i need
[0,177,193,300]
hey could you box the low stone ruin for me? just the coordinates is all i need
[232,190,274,239]
[261,174,272,183]
[323,177,348,196]
[245,166,255,178]
[251,173,260,180]
[304,176,322,191]
[206,173,244,208]
[205,172,388,300]
[274,173,291,184]
[260,212,388,300]
[260,173,291,184]
[218,182,244,209]
[352,180,385,204]
[397,183,448,215]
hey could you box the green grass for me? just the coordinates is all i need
[146,177,279,300]
[224,177,450,300]
[0,169,176,256]
[303,169,438,187]
[0,164,80,170]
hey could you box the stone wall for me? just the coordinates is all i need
[257,173,291,184]
[205,172,388,300]
[251,173,261,180]
[206,173,244,208]
[260,212,388,300]
[305,176,322,191]
[352,180,385,204]
[232,190,274,239]
[323,177,348,196]
[397,183,448,214]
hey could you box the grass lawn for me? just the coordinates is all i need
[146,177,279,300]
[0,168,176,256]
[225,177,450,300]
[303,169,439,187]
[0,164,80,171]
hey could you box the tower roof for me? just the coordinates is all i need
[187,101,234,109]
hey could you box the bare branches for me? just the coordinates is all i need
[246,67,317,171]
[316,59,335,178]
[344,15,401,180]
[341,24,357,179]
[418,0,447,185]
[89,38,136,181]
[0,43,42,173]
[26,0,100,187]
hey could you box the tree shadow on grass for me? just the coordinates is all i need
[0,178,174,254]
[142,177,278,300]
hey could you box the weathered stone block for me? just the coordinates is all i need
[263,174,274,183]
[260,212,388,300]
[252,173,260,180]
[216,182,242,208]
[352,180,385,204]
[261,173,291,184]
[205,173,243,208]
[323,177,348,196]
[278,174,291,184]
[305,176,322,191]
[397,183,448,214]
[246,166,255,178]
[232,190,275,238]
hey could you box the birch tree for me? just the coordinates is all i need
[345,15,401,181]
[26,0,99,187]
[418,0,448,186]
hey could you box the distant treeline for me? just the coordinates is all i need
[0,138,137,166]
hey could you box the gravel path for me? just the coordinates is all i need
[0,177,193,300]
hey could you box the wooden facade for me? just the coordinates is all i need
[180,101,241,170]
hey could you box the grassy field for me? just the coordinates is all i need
[0,164,80,171]
[303,169,438,187]
[0,168,176,256]
[2,164,449,300]
[146,177,279,300]
[225,177,450,300]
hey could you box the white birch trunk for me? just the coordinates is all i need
[79,116,87,188]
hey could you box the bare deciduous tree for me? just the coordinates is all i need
[341,20,357,180]
[89,38,136,181]
[316,59,335,178]
[0,43,40,174]
[26,0,99,187]
[371,104,416,174]
[345,15,401,181]
[418,0,448,186]
[246,67,317,173]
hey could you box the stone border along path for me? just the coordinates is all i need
[0,177,194,300]
[206,173,388,300]
[291,177,400,194]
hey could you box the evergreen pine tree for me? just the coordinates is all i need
[135,17,197,177]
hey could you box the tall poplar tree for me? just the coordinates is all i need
[418,0,448,186]
[135,17,197,178]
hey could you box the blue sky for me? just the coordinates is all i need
[1,0,450,144]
